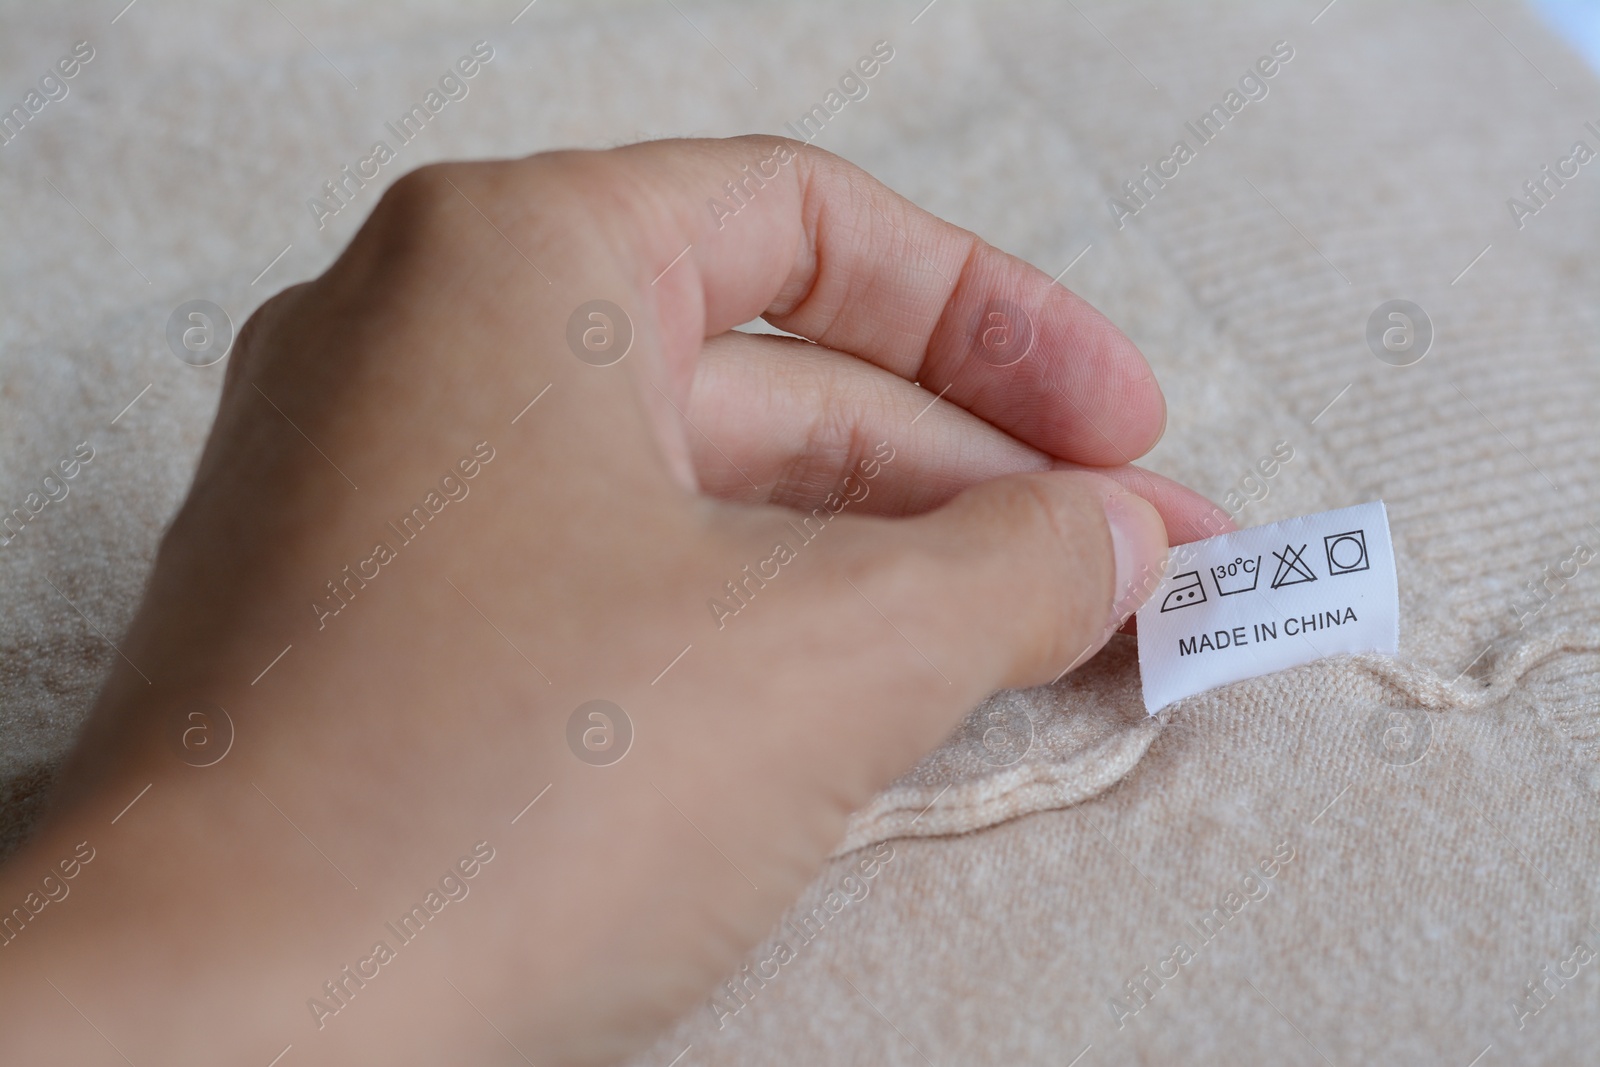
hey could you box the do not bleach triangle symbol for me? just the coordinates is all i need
[1271,543,1317,589]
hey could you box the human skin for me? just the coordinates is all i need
[0,137,1227,1064]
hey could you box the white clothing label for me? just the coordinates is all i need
[1136,501,1398,714]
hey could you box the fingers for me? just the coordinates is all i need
[686,329,1234,543]
[583,136,1166,466]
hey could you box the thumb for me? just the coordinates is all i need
[887,470,1170,693]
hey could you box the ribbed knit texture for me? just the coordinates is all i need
[2,0,1597,1061]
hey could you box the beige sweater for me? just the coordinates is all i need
[2,0,1597,1062]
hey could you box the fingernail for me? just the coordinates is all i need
[1102,489,1169,635]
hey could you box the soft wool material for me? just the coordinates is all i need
[2,1,1597,1062]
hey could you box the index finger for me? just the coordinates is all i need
[590,135,1166,467]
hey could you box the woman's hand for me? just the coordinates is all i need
[0,136,1221,1065]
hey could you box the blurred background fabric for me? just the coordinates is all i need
[3,1,1599,1063]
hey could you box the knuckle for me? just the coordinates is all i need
[345,148,672,295]
[793,365,869,499]
[375,160,473,220]
[363,160,485,257]
[360,154,620,271]
[218,282,309,395]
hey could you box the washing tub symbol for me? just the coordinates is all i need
[1210,556,1260,596]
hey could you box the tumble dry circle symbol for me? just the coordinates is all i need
[1271,543,1316,589]
[566,299,633,367]
[1324,529,1369,575]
